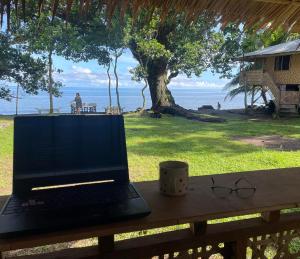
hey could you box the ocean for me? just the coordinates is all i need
[0,86,247,115]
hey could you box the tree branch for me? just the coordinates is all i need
[168,71,179,82]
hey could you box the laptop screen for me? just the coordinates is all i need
[13,115,128,187]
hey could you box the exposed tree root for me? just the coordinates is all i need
[157,105,226,123]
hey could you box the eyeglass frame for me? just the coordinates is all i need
[210,177,256,197]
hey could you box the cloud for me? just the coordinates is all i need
[54,63,229,89]
[54,65,140,88]
[169,74,229,89]
[118,54,138,65]
[72,65,92,74]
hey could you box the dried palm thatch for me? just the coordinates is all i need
[1,0,300,32]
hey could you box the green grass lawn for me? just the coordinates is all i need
[126,114,300,182]
[1,114,300,257]
[0,116,13,194]
[1,114,300,194]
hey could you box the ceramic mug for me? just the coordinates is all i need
[159,161,189,196]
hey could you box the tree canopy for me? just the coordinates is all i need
[124,13,224,110]
[0,32,47,101]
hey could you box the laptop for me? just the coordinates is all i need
[0,115,151,238]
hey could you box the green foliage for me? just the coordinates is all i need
[60,9,126,66]
[62,12,110,65]
[130,65,147,82]
[12,13,70,96]
[213,25,300,79]
[0,33,47,100]
[125,13,223,82]
[211,24,243,79]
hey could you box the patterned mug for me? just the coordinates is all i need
[159,161,189,196]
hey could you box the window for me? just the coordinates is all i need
[253,59,263,70]
[274,55,291,71]
[286,84,299,91]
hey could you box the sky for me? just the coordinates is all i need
[1,14,231,90]
[53,49,231,89]
[1,13,229,89]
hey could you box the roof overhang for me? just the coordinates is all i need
[1,0,300,32]
[236,51,300,61]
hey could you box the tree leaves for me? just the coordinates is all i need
[126,13,223,84]
[0,32,47,100]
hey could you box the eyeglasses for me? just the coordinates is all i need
[211,177,256,199]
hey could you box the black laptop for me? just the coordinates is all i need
[0,115,150,238]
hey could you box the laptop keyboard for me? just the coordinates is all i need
[2,184,140,215]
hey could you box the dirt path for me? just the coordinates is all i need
[234,135,300,151]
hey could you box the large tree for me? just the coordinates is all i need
[57,11,117,111]
[12,13,76,113]
[0,32,47,101]
[124,14,223,111]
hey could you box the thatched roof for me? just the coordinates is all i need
[239,39,300,61]
[1,0,300,32]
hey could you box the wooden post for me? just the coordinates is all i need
[235,239,248,259]
[190,221,207,235]
[223,239,247,259]
[98,235,115,254]
[261,210,280,223]
[222,241,235,259]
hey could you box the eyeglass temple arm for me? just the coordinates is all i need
[235,177,255,188]
[211,177,215,185]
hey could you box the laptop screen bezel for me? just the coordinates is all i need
[12,115,129,194]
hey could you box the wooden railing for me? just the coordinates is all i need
[280,91,300,105]
[262,72,281,108]
[239,70,264,86]
[240,70,282,109]
[2,168,300,258]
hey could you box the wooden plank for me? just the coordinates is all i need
[93,212,300,259]
[222,241,235,259]
[235,239,248,259]
[2,168,300,251]
[8,212,300,259]
[98,235,114,254]
[190,221,207,235]
[261,210,281,223]
[6,247,99,259]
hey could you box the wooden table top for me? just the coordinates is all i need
[1,167,300,251]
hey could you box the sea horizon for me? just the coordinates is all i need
[0,85,250,115]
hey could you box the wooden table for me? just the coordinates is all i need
[71,104,97,114]
[2,168,300,258]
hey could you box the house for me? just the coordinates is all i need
[238,39,300,114]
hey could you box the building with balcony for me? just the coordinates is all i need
[238,39,300,114]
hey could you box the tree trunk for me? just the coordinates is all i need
[251,86,255,110]
[128,25,176,111]
[15,84,19,115]
[107,62,112,109]
[113,54,121,113]
[140,79,148,112]
[261,87,268,105]
[48,49,54,114]
[244,85,248,113]
[146,60,175,111]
